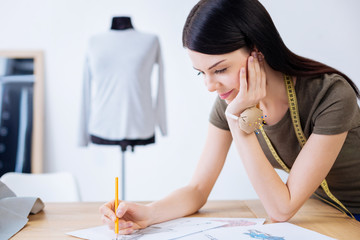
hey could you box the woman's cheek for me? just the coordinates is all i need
[225,89,239,104]
[229,73,240,89]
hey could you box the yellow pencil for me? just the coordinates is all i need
[115,177,119,239]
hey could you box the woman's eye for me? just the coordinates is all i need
[197,71,204,76]
[214,68,227,74]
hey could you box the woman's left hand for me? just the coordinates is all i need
[226,51,267,116]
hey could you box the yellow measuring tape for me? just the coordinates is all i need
[259,74,354,219]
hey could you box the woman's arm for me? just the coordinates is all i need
[100,123,232,233]
[228,118,347,221]
[147,123,232,225]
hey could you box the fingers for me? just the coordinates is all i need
[247,52,261,90]
[118,220,134,235]
[118,220,134,229]
[100,201,135,234]
[246,51,266,101]
[119,227,135,235]
[253,52,261,77]
[115,202,135,233]
[258,53,266,91]
[99,201,116,222]
[102,217,134,234]
[252,52,261,90]
[101,215,115,230]
[247,55,256,92]
[116,202,128,218]
[239,67,247,96]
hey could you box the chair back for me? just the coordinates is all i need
[0,172,81,202]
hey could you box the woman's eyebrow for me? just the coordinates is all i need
[208,59,226,70]
[193,59,227,72]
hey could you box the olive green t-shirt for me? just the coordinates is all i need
[210,73,360,214]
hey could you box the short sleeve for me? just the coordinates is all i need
[312,75,360,135]
[209,97,230,130]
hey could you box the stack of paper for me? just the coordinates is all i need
[67,215,335,240]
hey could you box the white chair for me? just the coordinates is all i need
[0,172,81,202]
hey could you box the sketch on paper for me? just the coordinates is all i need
[185,222,335,240]
[204,233,219,240]
[176,218,266,240]
[244,229,285,240]
[200,229,285,240]
[212,219,258,227]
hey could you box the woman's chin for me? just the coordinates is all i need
[225,99,232,104]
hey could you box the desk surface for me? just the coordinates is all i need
[11,199,360,240]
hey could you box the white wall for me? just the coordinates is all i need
[0,0,359,202]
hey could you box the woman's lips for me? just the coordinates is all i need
[219,89,234,99]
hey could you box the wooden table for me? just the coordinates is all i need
[11,199,360,239]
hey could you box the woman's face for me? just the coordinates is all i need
[188,48,250,103]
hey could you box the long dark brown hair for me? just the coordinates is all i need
[182,0,360,98]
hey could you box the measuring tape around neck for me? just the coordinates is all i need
[259,74,354,219]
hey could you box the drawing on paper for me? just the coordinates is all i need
[108,218,225,240]
[244,229,285,240]
[113,226,174,240]
[136,226,173,234]
[213,219,257,227]
[204,233,219,240]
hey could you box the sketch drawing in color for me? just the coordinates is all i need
[244,229,285,240]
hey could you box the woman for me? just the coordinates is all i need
[100,0,360,234]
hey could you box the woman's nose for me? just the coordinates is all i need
[204,76,219,92]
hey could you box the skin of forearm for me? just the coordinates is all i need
[146,184,207,226]
[228,119,298,221]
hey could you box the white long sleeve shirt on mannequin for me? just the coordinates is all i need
[78,29,167,147]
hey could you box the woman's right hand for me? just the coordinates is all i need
[99,200,152,235]
[226,51,266,117]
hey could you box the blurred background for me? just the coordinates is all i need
[0,0,359,202]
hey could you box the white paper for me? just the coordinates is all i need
[179,218,265,240]
[67,217,227,240]
[182,222,335,240]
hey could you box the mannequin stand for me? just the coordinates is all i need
[121,150,126,200]
[90,134,156,201]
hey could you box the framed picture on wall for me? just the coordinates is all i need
[0,51,44,175]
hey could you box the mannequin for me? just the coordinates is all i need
[111,16,133,30]
[79,17,167,199]
[88,16,157,153]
